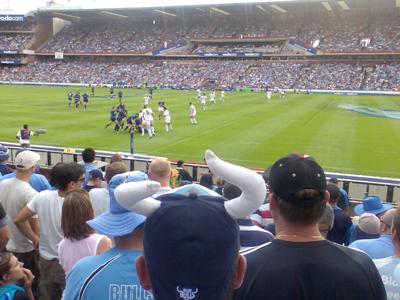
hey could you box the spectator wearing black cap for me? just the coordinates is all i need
[326,183,352,245]
[0,145,13,176]
[234,153,386,300]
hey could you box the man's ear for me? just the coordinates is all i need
[136,255,153,291]
[323,191,330,203]
[232,255,247,290]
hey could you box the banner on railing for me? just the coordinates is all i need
[55,52,64,60]
[199,52,262,57]
[0,60,21,64]
[0,50,19,54]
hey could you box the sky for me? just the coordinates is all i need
[0,0,295,14]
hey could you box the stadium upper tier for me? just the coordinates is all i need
[1,59,399,91]
[36,16,400,54]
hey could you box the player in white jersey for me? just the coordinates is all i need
[142,105,155,138]
[163,106,172,132]
[200,94,206,111]
[196,89,202,100]
[189,102,197,125]
[279,88,285,99]
[144,95,150,106]
[210,91,216,104]
[158,100,165,120]
[267,90,272,101]
[220,90,225,103]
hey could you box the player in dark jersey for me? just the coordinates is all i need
[91,86,95,97]
[124,113,138,132]
[82,92,89,109]
[115,107,127,132]
[67,91,73,107]
[74,91,81,108]
[118,90,123,103]
[104,107,117,129]
[109,86,114,98]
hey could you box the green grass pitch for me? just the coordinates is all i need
[0,84,399,178]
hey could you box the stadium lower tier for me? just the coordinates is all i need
[1,59,399,91]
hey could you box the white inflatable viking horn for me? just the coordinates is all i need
[115,181,161,216]
[204,149,266,219]
[115,150,266,219]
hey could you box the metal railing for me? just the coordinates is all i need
[1,141,400,204]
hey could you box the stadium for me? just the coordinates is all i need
[0,0,400,299]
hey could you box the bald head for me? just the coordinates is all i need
[148,158,171,187]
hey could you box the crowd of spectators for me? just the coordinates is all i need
[0,21,34,31]
[364,63,400,91]
[38,14,400,53]
[1,58,399,91]
[0,146,397,300]
[0,33,32,50]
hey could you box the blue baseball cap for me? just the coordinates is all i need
[87,171,147,237]
[143,191,240,300]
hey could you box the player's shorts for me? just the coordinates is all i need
[110,117,116,122]
[165,117,171,123]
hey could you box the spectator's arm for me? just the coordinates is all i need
[28,217,40,237]
[14,207,39,248]
[0,225,10,251]
[0,203,10,250]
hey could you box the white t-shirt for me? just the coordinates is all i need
[0,178,38,253]
[88,188,110,217]
[27,190,64,260]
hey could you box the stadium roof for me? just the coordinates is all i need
[0,0,398,16]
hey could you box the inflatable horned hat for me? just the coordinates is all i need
[114,149,266,219]
[114,150,266,300]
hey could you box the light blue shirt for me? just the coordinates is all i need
[374,256,400,299]
[64,248,153,300]
[84,163,97,186]
[350,234,394,259]
[0,171,51,192]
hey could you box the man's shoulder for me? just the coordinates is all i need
[33,189,57,201]
[349,238,376,249]
[89,188,108,196]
